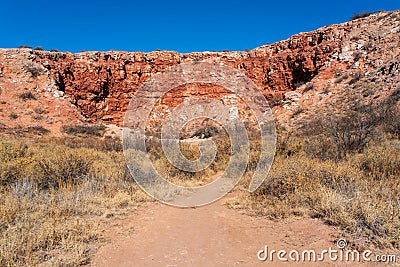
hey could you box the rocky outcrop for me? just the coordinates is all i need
[1,10,397,134]
[32,21,355,126]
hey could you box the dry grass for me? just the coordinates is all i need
[2,112,400,265]
[0,132,232,266]
[227,135,400,251]
[0,138,148,266]
[136,116,399,252]
[145,135,231,187]
[61,125,106,137]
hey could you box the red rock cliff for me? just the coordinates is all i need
[32,22,354,126]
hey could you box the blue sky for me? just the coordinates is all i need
[0,0,398,53]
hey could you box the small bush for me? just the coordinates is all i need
[304,135,337,161]
[34,107,49,114]
[303,83,314,93]
[268,94,282,108]
[61,124,106,137]
[390,85,400,102]
[26,126,50,135]
[356,142,400,180]
[9,113,18,120]
[327,112,374,158]
[24,65,41,78]
[321,87,330,94]
[291,107,306,117]
[18,45,32,49]
[353,51,363,61]
[33,46,44,51]
[303,109,376,160]
[274,128,302,158]
[350,11,378,20]
[190,125,221,139]
[294,81,305,89]
[348,73,362,85]
[377,101,400,136]
[334,73,349,83]
[37,149,91,188]
[19,91,36,101]
[32,114,43,121]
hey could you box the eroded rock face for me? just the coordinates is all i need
[3,11,399,136]
[32,22,354,126]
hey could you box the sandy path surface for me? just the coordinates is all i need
[91,198,381,267]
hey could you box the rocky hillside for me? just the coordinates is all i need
[0,10,399,135]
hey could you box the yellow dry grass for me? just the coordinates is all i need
[227,137,400,251]
[0,138,148,266]
[1,123,399,265]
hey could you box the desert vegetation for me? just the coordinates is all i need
[23,64,42,78]
[228,101,400,251]
[0,136,148,266]
[61,124,107,137]
[351,11,381,20]
[1,97,400,265]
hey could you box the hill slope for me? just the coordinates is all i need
[0,10,399,135]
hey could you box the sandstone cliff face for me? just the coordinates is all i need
[1,10,399,136]
[32,21,355,126]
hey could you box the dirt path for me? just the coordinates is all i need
[91,197,378,266]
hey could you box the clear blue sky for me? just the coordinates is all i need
[1,0,398,53]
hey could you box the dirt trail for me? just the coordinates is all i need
[91,197,378,266]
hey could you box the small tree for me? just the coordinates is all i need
[326,111,375,159]
[303,107,376,161]
[376,93,400,137]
